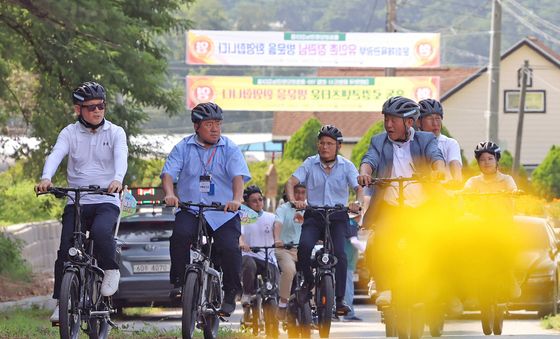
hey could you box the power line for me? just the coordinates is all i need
[499,0,560,46]
[504,0,560,35]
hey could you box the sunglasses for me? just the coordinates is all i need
[82,103,105,112]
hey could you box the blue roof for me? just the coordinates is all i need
[238,141,283,152]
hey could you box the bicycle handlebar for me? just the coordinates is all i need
[178,201,228,210]
[455,189,525,197]
[36,185,115,198]
[304,204,349,213]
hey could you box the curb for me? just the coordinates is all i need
[0,295,56,312]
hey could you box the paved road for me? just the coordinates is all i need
[117,301,559,338]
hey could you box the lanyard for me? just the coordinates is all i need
[196,146,217,175]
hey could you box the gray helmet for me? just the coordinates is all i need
[72,81,106,104]
[318,125,343,143]
[243,185,262,202]
[418,99,444,118]
[474,141,501,161]
[382,96,420,121]
[191,102,223,123]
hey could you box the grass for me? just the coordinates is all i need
[541,314,560,331]
[0,306,252,338]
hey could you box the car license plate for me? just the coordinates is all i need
[133,263,171,273]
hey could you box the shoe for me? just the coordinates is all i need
[240,293,251,306]
[169,286,182,300]
[50,304,59,323]
[342,315,363,322]
[367,279,377,298]
[277,306,287,321]
[101,269,120,296]
[331,314,340,321]
[375,290,392,307]
[218,291,236,317]
[335,298,351,316]
[447,296,464,317]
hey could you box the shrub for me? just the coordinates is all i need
[0,234,32,281]
[532,145,560,199]
[283,118,322,161]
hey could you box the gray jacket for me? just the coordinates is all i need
[360,130,444,178]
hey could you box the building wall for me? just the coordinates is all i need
[443,45,560,165]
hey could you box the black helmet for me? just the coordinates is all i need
[243,185,262,202]
[382,96,420,120]
[191,102,223,123]
[418,99,444,118]
[474,141,501,161]
[318,125,343,143]
[72,81,106,104]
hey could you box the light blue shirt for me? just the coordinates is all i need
[161,134,251,229]
[274,202,303,244]
[292,154,359,206]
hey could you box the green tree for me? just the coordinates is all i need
[0,0,192,179]
[532,145,560,199]
[283,118,321,162]
[350,121,384,167]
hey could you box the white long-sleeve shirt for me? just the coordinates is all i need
[41,120,128,206]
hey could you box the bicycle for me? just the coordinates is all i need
[303,204,349,339]
[239,245,279,338]
[177,201,229,339]
[367,176,436,339]
[454,190,525,336]
[275,243,313,339]
[37,185,118,339]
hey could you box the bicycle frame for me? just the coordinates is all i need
[37,185,117,338]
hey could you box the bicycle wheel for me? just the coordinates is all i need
[480,303,494,336]
[299,302,312,338]
[202,275,221,339]
[59,271,81,339]
[381,307,397,337]
[286,302,299,338]
[316,274,334,338]
[182,271,200,339]
[251,297,261,336]
[492,304,506,335]
[263,298,279,339]
[87,272,110,339]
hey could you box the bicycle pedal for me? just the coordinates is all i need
[219,316,228,322]
[107,319,118,329]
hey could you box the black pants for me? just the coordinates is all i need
[296,210,348,298]
[169,210,242,295]
[241,256,279,295]
[54,203,120,299]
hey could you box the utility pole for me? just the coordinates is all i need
[486,0,502,142]
[513,60,529,174]
[385,0,397,77]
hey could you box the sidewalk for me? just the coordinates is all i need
[0,295,56,312]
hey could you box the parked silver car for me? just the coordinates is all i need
[112,206,176,312]
[510,216,560,317]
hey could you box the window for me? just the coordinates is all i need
[504,90,545,113]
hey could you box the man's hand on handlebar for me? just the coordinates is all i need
[35,179,53,193]
[348,201,361,214]
[107,180,122,194]
[224,200,241,212]
[164,194,179,208]
[291,200,306,210]
[357,174,372,187]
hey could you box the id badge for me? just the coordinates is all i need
[199,175,211,193]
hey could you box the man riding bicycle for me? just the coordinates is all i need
[239,185,280,306]
[35,81,128,322]
[286,125,363,315]
[161,102,251,316]
[357,96,445,306]
[417,98,463,183]
[273,184,306,320]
